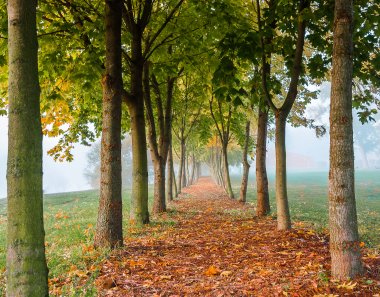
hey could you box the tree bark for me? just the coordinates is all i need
[166,143,174,201]
[275,113,291,230]
[222,143,234,199]
[239,121,251,203]
[152,159,166,213]
[128,97,150,224]
[94,0,123,249]
[329,0,363,279]
[6,0,49,295]
[256,108,270,216]
[180,141,187,189]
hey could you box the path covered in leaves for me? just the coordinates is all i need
[96,177,380,296]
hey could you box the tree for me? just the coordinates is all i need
[258,0,310,230]
[94,0,123,249]
[238,120,251,202]
[328,0,363,279]
[6,0,49,295]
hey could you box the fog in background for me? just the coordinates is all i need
[0,83,379,198]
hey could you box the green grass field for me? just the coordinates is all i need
[0,170,379,295]
[233,170,380,247]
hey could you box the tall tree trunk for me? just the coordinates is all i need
[181,141,187,188]
[94,0,123,249]
[173,161,178,198]
[6,0,49,295]
[222,143,234,198]
[166,144,174,201]
[152,159,166,213]
[177,140,184,193]
[126,35,149,225]
[256,108,270,216]
[239,121,251,203]
[329,0,362,279]
[275,113,291,230]
[129,98,149,224]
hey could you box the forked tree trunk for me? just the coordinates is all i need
[94,0,123,249]
[329,0,362,279]
[239,121,251,203]
[222,143,234,199]
[6,0,49,295]
[256,108,270,216]
[275,113,291,230]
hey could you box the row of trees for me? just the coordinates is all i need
[2,0,379,294]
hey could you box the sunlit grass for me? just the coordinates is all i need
[232,170,380,247]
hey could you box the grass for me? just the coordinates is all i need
[0,170,379,295]
[232,170,380,247]
[0,189,154,296]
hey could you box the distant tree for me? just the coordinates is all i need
[328,0,363,279]
[6,0,49,295]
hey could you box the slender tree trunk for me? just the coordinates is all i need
[94,0,123,249]
[256,108,270,216]
[275,113,291,230]
[239,121,251,203]
[166,144,174,201]
[129,99,149,224]
[152,159,166,213]
[222,143,234,198]
[6,0,49,295]
[173,162,178,198]
[181,141,187,188]
[329,0,362,279]
[177,140,184,193]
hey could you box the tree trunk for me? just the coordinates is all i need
[6,0,49,295]
[222,143,234,198]
[94,0,123,249]
[173,161,178,198]
[329,0,362,279]
[275,113,291,230]
[239,121,251,203]
[152,159,166,214]
[126,34,149,225]
[181,141,187,188]
[166,144,174,201]
[177,140,184,194]
[256,108,270,216]
[129,99,149,224]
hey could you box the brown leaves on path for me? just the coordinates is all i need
[96,177,380,296]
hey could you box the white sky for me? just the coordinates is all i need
[0,116,92,198]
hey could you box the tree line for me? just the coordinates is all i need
[1,0,379,295]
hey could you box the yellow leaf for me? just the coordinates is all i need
[337,281,357,290]
[220,270,232,277]
[205,265,220,276]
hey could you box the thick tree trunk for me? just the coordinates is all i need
[275,113,291,230]
[329,0,362,279]
[129,99,149,224]
[166,144,174,201]
[239,121,251,203]
[6,0,49,295]
[256,108,270,216]
[152,159,166,214]
[94,0,123,249]
[222,143,234,199]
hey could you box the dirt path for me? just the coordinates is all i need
[96,177,380,296]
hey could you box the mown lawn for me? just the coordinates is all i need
[0,170,379,295]
[233,170,380,247]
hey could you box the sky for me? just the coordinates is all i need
[0,116,92,198]
[0,114,331,198]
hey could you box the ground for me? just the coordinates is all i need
[94,178,380,296]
